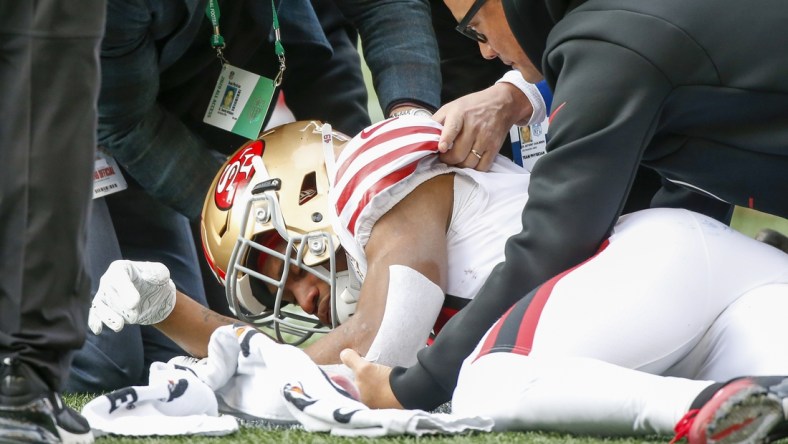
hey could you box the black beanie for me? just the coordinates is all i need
[501,0,555,73]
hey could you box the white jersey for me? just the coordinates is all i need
[325,116,529,302]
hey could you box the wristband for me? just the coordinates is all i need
[496,70,546,126]
[390,108,433,118]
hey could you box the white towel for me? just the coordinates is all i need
[168,324,299,423]
[285,382,495,437]
[81,362,238,436]
[223,325,495,437]
[83,324,493,438]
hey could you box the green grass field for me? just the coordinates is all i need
[66,392,674,444]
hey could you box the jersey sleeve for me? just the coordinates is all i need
[329,117,443,276]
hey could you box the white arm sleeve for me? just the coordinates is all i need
[496,70,547,126]
[363,265,444,368]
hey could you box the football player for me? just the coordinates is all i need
[88,117,531,368]
[90,118,788,442]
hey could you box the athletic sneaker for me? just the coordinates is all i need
[755,228,788,255]
[671,378,786,444]
[0,357,94,444]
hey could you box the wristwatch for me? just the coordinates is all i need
[390,108,433,118]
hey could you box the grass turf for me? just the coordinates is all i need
[66,391,671,444]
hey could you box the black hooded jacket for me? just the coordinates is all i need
[390,0,788,410]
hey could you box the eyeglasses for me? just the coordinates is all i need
[455,0,489,43]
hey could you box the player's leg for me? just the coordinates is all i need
[0,1,104,441]
[454,208,788,440]
[453,346,709,435]
[661,283,788,443]
[528,208,788,372]
[453,322,788,442]
[664,283,788,381]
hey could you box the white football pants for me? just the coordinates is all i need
[453,208,788,436]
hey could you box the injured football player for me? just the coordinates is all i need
[88,117,530,368]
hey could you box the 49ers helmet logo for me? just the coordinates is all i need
[214,140,265,210]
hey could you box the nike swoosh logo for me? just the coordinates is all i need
[333,408,361,424]
[282,387,318,412]
[360,118,397,139]
[548,101,566,126]
[167,379,189,401]
[239,328,260,358]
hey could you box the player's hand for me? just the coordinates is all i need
[88,260,176,334]
[340,348,403,409]
[434,82,532,171]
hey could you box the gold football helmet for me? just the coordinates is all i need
[200,121,358,344]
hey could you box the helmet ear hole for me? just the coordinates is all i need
[216,211,229,237]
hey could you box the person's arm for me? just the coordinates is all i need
[386,39,674,410]
[98,2,223,221]
[153,291,237,358]
[304,174,454,365]
[333,0,441,115]
[88,260,237,358]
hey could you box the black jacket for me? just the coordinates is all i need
[391,0,788,410]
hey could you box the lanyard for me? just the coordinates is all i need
[205,0,286,85]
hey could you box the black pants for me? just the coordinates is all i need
[0,0,105,390]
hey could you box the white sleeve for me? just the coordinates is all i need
[496,70,547,126]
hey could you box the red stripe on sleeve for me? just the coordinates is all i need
[334,140,437,216]
[336,126,441,183]
[346,163,419,235]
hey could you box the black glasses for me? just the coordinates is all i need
[455,0,489,43]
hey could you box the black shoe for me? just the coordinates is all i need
[0,357,93,444]
[755,228,788,255]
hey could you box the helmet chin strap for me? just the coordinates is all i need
[321,123,337,185]
[334,270,360,324]
[314,263,360,325]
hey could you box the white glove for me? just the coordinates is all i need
[88,260,177,335]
